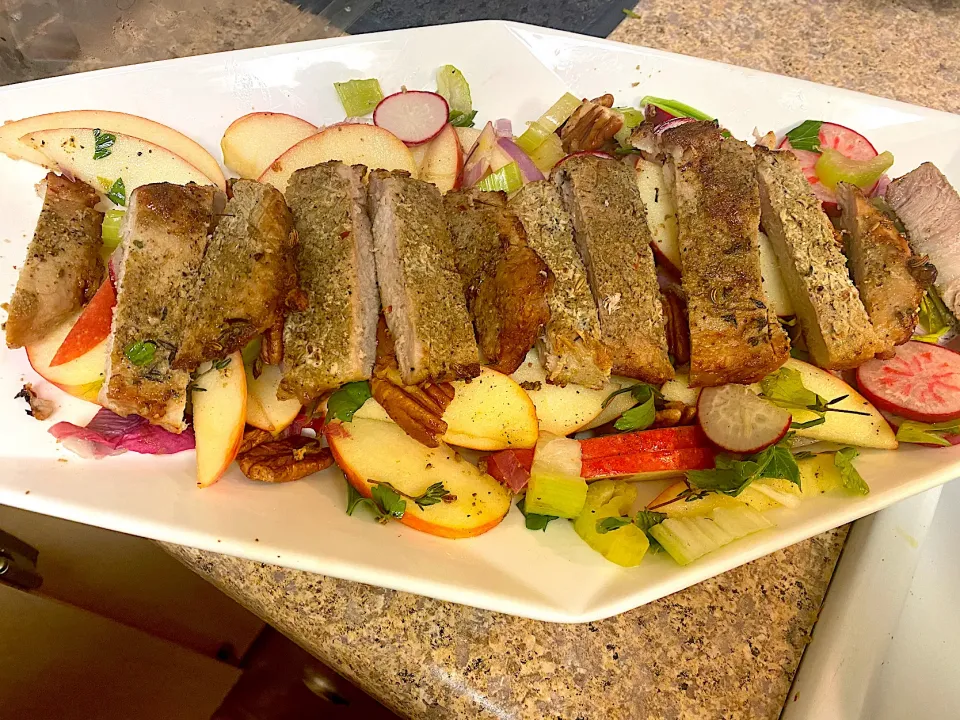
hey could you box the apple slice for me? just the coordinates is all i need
[785,358,896,449]
[22,129,215,195]
[325,418,512,538]
[244,363,301,434]
[580,425,710,460]
[511,349,635,436]
[192,352,246,488]
[635,157,680,274]
[418,123,463,193]
[580,446,716,481]
[0,110,226,190]
[759,231,794,317]
[443,368,537,449]
[258,123,417,191]
[49,279,115,367]
[354,368,539,450]
[454,127,482,155]
[221,112,318,180]
[25,313,107,403]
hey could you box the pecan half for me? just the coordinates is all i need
[652,401,697,428]
[560,94,624,152]
[372,317,455,448]
[238,426,275,455]
[660,289,691,366]
[236,435,332,483]
[259,317,285,367]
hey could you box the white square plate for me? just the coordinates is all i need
[2,21,959,623]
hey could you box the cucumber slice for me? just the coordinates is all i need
[650,506,774,566]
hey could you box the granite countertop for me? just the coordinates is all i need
[4,0,956,717]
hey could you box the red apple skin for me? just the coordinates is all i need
[580,446,716,480]
[579,426,709,461]
[50,279,116,367]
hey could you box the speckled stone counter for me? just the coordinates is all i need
[165,528,847,719]
[158,2,958,718]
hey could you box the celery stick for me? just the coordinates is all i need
[573,481,648,567]
[528,134,565,174]
[613,107,645,147]
[650,506,772,566]
[814,149,894,191]
[334,78,383,117]
[516,121,553,155]
[640,96,714,122]
[101,209,125,251]
[526,472,587,518]
[539,92,582,133]
[475,162,523,193]
[437,65,473,114]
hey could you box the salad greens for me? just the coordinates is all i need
[895,419,960,447]
[92,128,116,160]
[334,78,383,117]
[784,120,822,152]
[327,381,372,423]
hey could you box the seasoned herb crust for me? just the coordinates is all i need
[279,162,379,402]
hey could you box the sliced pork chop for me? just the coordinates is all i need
[367,170,480,385]
[278,162,379,403]
[174,179,297,370]
[5,173,104,348]
[885,162,960,318]
[660,121,789,386]
[100,183,218,433]
[511,181,611,389]
[444,188,552,375]
[836,182,923,354]
[554,154,673,384]
[755,148,882,369]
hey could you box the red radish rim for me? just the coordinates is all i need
[777,122,880,204]
[697,384,792,454]
[856,342,960,423]
[373,90,449,146]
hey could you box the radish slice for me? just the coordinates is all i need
[697,384,792,454]
[654,117,697,135]
[856,341,960,423]
[373,91,449,146]
[777,121,879,213]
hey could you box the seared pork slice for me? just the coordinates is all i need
[5,173,104,348]
[278,162,379,403]
[444,189,552,375]
[659,121,789,386]
[367,170,480,385]
[511,181,610,388]
[100,183,218,432]
[885,162,960,317]
[755,148,882,369]
[554,154,674,383]
[174,179,297,370]
[836,182,923,353]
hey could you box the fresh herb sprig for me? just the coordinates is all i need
[895,419,960,447]
[346,480,454,523]
[602,383,659,432]
[684,434,801,497]
[327,381,372,423]
[93,128,116,159]
[784,120,822,152]
[595,509,668,551]
[760,367,870,428]
[517,497,558,531]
